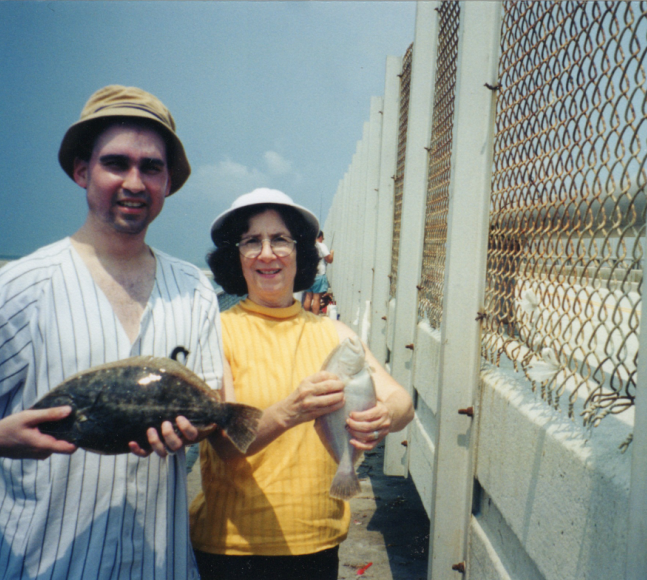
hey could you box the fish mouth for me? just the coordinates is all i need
[346,336,363,351]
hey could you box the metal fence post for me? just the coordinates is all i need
[386,0,439,477]
[340,159,356,321]
[427,1,502,577]
[369,56,403,363]
[349,129,368,331]
[626,238,647,578]
[359,97,384,342]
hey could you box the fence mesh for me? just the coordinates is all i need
[389,44,414,299]
[418,1,460,327]
[483,0,647,428]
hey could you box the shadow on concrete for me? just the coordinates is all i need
[338,442,429,579]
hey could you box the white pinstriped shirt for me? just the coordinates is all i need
[0,238,223,579]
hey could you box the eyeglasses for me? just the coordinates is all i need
[236,236,297,258]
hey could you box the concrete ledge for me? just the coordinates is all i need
[469,491,544,580]
[408,414,435,518]
[475,361,632,580]
[413,321,441,414]
[386,298,396,353]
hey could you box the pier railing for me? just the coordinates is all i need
[324,2,647,578]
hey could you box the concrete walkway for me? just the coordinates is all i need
[187,442,429,580]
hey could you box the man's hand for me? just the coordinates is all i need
[128,416,199,458]
[0,407,77,460]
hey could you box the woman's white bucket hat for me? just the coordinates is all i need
[210,188,320,245]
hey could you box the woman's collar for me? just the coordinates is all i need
[239,297,302,319]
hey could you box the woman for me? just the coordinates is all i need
[189,188,413,580]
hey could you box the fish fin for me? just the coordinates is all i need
[320,342,343,371]
[313,418,341,463]
[222,403,263,453]
[329,469,361,500]
[353,451,366,467]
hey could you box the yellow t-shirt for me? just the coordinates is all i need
[189,298,350,556]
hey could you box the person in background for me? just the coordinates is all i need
[189,188,413,580]
[303,230,333,315]
[0,85,223,579]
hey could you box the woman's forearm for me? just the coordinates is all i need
[208,401,290,459]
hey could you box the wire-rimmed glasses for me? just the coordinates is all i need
[236,236,297,259]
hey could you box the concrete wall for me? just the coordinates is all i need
[470,362,631,580]
[323,2,646,579]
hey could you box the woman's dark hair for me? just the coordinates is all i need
[207,203,319,296]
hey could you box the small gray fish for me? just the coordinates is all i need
[32,352,262,455]
[315,337,377,500]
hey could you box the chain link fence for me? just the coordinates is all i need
[389,44,414,300]
[418,1,461,327]
[482,0,647,429]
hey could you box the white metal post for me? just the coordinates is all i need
[349,127,369,332]
[340,161,355,321]
[359,97,384,343]
[324,182,342,290]
[369,56,403,363]
[626,238,647,577]
[386,0,439,477]
[427,2,502,577]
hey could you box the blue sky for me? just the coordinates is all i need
[0,1,415,266]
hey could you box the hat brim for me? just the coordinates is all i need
[58,110,191,195]
[211,201,320,246]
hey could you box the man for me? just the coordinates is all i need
[0,86,222,578]
[303,231,334,315]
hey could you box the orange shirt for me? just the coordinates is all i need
[189,299,350,555]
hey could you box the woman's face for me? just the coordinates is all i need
[240,209,298,308]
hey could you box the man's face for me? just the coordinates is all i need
[73,124,171,237]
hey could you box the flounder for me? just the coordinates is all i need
[32,349,262,455]
[315,337,377,500]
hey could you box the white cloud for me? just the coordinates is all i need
[191,158,269,198]
[264,150,293,175]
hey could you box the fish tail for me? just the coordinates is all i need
[222,403,263,453]
[329,467,361,500]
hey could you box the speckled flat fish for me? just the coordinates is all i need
[314,337,376,500]
[32,352,262,455]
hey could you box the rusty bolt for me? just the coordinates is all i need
[401,440,408,447]
[381,316,387,321]
[475,311,487,322]
[452,561,466,573]
[405,343,414,350]
[484,82,501,91]
[458,407,474,417]
[416,285,423,291]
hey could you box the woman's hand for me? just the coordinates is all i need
[128,416,199,458]
[279,371,345,429]
[346,401,394,451]
[0,407,77,459]
[208,370,345,460]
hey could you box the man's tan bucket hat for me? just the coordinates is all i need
[58,85,191,195]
